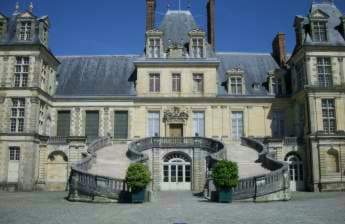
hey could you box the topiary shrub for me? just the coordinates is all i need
[125,163,151,192]
[211,160,239,190]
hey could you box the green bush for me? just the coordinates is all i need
[211,160,239,190]
[125,163,151,192]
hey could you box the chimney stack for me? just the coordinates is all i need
[272,32,287,67]
[146,0,156,31]
[207,0,216,50]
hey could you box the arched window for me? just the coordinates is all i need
[326,148,340,173]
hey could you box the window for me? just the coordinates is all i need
[193,112,205,137]
[312,21,327,42]
[272,111,285,138]
[232,112,244,140]
[272,77,283,95]
[149,73,160,92]
[230,77,243,95]
[41,62,48,90]
[191,38,204,58]
[172,73,181,92]
[57,111,71,137]
[0,22,4,38]
[9,147,20,161]
[317,57,332,88]
[19,21,32,41]
[193,74,204,93]
[295,62,305,91]
[322,99,336,134]
[114,111,128,139]
[38,101,47,135]
[85,111,99,142]
[148,38,161,58]
[148,112,160,137]
[10,98,25,133]
[14,57,29,87]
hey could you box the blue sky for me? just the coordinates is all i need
[1,0,345,56]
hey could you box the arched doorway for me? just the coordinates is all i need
[161,152,192,191]
[46,151,68,191]
[285,154,304,191]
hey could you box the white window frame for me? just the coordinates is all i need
[14,57,29,87]
[317,57,333,88]
[9,147,20,161]
[148,37,161,58]
[193,73,204,93]
[38,101,47,135]
[149,73,160,93]
[148,112,160,137]
[312,21,328,42]
[191,38,204,58]
[19,21,32,41]
[322,99,336,134]
[10,98,25,133]
[231,111,244,140]
[172,73,181,92]
[193,112,205,137]
[229,76,243,95]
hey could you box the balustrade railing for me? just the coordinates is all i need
[47,136,68,145]
[205,137,289,201]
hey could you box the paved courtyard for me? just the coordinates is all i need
[0,191,344,224]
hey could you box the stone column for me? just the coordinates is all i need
[192,148,205,192]
[152,148,160,191]
[305,56,313,86]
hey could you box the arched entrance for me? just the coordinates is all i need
[285,154,304,191]
[161,152,192,191]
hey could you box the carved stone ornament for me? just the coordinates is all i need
[163,107,189,123]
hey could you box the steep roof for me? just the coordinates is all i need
[216,53,280,96]
[158,10,199,50]
[54,53,279,97]
[55,55,138,97]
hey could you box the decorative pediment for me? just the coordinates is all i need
[163,107,189,123]
[227,68,244,76]
[146,29,163,36]
[189,28,205,37]
[310,9,329,20]
[18,11,35,18]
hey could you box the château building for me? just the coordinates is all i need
[0,0,344,198]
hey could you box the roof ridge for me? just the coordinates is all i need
[216,52,272,56]
[56,54,140,58]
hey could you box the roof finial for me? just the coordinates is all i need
[29,2,34,13]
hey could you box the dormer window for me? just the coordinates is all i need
[227,68,245,95]
[272,77,283,96]
[312,21,327,42]
[148,38,161,58]
[0,21,4,39]
[191,38,204,58]
[19,21,32,41]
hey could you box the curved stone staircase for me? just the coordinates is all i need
[68,137,290,202]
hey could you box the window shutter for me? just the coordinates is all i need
[114,111,128,139]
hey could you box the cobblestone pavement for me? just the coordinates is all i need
[0,191,344,224]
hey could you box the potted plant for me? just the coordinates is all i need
[211,160,239,203]
[125,163,151,203]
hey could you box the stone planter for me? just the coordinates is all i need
[131,189,146,203]
[219,190,233,203]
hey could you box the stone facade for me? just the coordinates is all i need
[0,1,344,193]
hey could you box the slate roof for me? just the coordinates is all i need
[158,10,199,51]
[298,3,345,46]
[55,53,278,97]
[55,56,138,96]
[216,53,279,96]
[0,11,48,46]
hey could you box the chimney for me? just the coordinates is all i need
[146,0,156,31]
[207,0,216,50]
[272,32,287,67]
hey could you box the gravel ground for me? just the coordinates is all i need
[0,191,344,224]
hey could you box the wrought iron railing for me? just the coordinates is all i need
[205,137,289,201]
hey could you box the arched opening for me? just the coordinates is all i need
[161,152,192,191]
[285,153,304,191]
[46,151,69,191]
[326,148,340,173]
